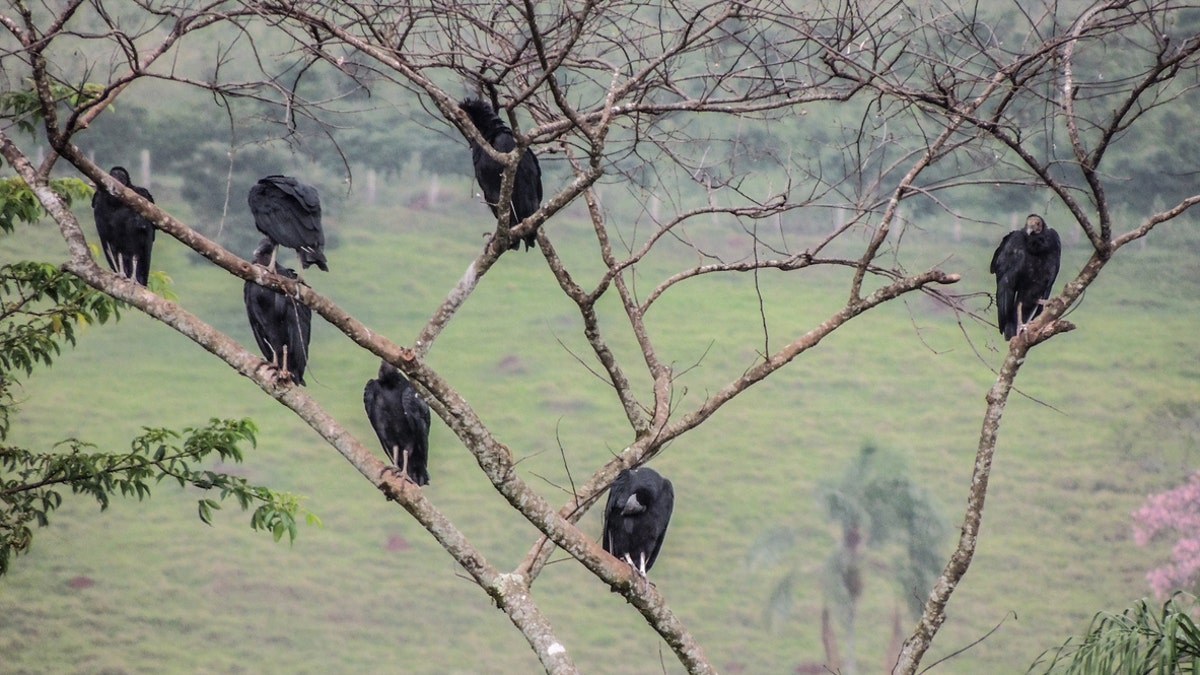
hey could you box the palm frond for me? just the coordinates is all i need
[1030,593,1200,674]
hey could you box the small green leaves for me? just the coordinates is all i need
[147,270,179,301]
[0,176,94,233]
[0,261,122,440]
[1,418,315,577]
[198,498,221,525]
[0,80,105,136]
[0,261,121,375]
[250,490,318,545]
[0,177,46,233]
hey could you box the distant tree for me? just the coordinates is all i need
[751,446,947,675]
[3,2,1200,673]
[1133,472,1200,598]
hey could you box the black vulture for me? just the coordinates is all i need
[990,213,1062,340]
[363,361,431,485]
[247,175,328,272]
[91,166,155,286]
[602,467,674,577]
[244,238,312,385]
[459,98,543,250]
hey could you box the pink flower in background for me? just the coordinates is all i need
[1133,472,1200,597]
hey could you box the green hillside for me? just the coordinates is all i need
[2,179,1199,674]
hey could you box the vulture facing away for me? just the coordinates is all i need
[602,467,675,577]
[244,239,312,385]
[990,213,1062,340]
[92,166,155,286]
[363,361,431,485]
[459,98,543,250]
[248,175,328,272]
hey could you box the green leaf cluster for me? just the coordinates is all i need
[0,418,315,576]
[0,79,104,136]
[0,176,93,233]
[0,260,121,438]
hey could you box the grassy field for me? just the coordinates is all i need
[2,180,1198,674]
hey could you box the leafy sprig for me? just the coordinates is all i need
[0,418,317,576]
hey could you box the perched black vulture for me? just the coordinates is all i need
[91,166,155,285]
[990,213,1062,340]
[247,175,328,272]
[244,238,312,385]
[459,98,543,250]
[363,361,431,485]
[602,467,674,577]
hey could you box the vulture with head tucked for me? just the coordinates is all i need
[244,238,312,385]
[363,361,431,486]
[92,166,155,286]
[602,467,674,577]
[990,213,1062,340]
